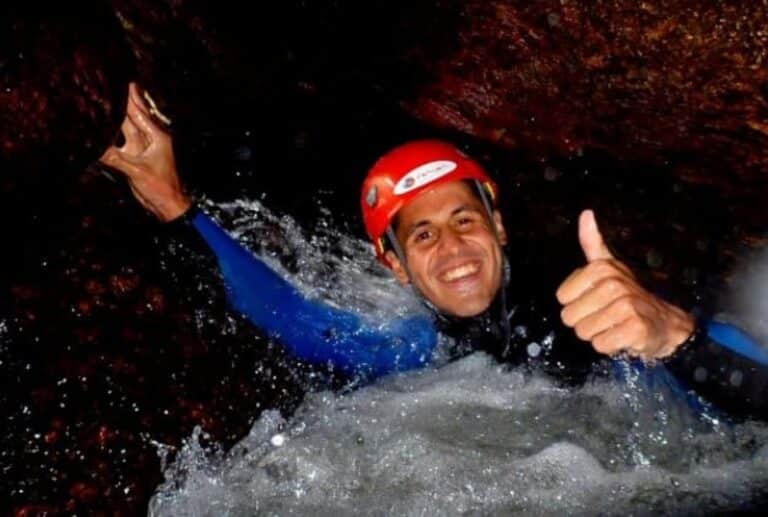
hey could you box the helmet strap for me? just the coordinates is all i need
[474,179,513,352]
[385,225,413,281]
[386,225,435,306]
[473,180,496,233]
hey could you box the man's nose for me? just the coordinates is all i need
[437,227,465,255]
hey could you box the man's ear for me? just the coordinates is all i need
[492,210,507,245]
[384,250,410,286]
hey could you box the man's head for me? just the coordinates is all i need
[361,140,507,318]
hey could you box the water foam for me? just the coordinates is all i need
[149,354,768,516]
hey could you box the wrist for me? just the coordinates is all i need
[160,194,193,222]
[656,309,696,359]
[161,201,201,236]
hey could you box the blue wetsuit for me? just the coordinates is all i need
[190,210,437,380]
[184,208,768,419]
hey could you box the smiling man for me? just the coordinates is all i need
[386,180,507,318]
[102,84,768,418]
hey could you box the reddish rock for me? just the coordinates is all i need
[108,271,140,297]
[404,0,768,188]
[69,482,99,503]
[13,504,58,517]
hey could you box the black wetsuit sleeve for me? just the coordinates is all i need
[664,320,768,420]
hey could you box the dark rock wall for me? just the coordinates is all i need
[4,1,768,186]
[1,4,133,181]
[405,0,768,187]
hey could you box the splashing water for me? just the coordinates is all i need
[149,356,768,516]
[723,246,768,344]
[202,197,426,323]
[149,199,768,515]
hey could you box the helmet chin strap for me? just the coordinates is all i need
[385,180,513,353]
[385,225,433,308]
[472,180,513,355]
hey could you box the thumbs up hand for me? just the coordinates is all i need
[556,210,694,360]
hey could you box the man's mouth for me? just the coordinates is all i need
[439,262,480,282]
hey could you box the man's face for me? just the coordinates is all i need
[385,181,507,318]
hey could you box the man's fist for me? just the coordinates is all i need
[556,210,694,361]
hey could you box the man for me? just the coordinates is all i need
[102,83,767,418]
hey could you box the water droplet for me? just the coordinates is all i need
[233,146,252,161]
[646,250,663,268]
[544,166,560,181]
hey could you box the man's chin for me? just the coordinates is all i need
[432,296,493,319]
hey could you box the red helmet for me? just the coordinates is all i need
[360,139,498,263]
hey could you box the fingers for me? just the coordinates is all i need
[564,289,693,359]
[100,147,142,179]
[560,276,637,327]
[128,82,151,115]
[578,209,614,262]
[571,294,649,343]
[556,258,634,305]
[126,86,167,145]
[119,115,147,155]
[590,316,649,357]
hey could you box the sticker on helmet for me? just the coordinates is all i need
[393,160,457,195]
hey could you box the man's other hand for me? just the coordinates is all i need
[556,210,694,361]
[100,83,191,222]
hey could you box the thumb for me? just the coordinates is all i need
[578,209,614,262]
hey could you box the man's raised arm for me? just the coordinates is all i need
[99,83,438,382]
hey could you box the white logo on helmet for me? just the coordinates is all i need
[393,160,458,195]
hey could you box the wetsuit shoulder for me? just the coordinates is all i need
[664,319,768,420]
[449,286,606,386]
[187,208,439,381]
[510,294,607,384]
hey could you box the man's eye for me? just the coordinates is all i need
[457,217,475,226]
[414,231,432,243]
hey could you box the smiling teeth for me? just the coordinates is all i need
[441,263,478,282]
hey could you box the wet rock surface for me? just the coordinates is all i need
[2,1,768,514]
[405,1,768,188]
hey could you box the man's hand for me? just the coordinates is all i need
[556,209,694,360]
[100,82,191,222]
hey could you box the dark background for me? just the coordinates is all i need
[2,1,766,514]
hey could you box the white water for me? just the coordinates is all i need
[148,199,768,516]
[723,246,768,344]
